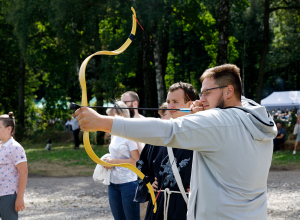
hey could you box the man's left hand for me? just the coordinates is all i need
[75,107,103,132]
[75,107,114,133]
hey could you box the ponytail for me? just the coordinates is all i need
[0,112,15,134]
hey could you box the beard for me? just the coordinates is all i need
[216,93,226,109]
[129,109,135,118]
[127,102,135,118]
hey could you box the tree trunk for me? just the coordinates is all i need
[161,26,169,91]
[256,0,270,102]
[93,16,105,145]
[216,0,229,65]
[17,53,25,140]
[161,1,171,94]
[142,31,157,116]
[142,31,152,109]
[242,25,247,96]
[242,40,246,96]
[95,55,105,145]
[297,62,300,90]
[152,21,166,106]
[136,48,145,113]
[256,0,300,102]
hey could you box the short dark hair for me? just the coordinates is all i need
[200,64,242,100]
[0,112,15,133]
[122,91,140,105]
[168,82,197,103]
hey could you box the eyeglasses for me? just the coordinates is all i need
[199,86,227,99]
[122,100,134,104]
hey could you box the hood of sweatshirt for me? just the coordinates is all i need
[221,96,278,142]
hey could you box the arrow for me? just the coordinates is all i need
[69,102,192,113]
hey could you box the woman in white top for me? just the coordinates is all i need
[104,101,140,220]
[293,114,300,155]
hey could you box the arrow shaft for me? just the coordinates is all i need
[87,106,181,111]
[70,103,191,112]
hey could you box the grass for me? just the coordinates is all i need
[271,150,300,170]
[23,142,108,166]
[22,142,109,176]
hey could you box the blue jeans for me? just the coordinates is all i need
[0,192,18,220]
[108,181,140,220]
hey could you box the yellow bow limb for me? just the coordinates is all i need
[78,7,157,213]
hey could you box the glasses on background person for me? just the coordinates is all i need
[122,101,134,104]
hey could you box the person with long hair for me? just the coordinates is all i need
[104,101,140,220]
[0,112,28,220]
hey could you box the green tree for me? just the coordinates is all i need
[256,0,300,102]
[0,0,20,115]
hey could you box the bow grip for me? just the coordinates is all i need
[69,102,81,111]
[143,176,150,185]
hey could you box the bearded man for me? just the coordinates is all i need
[121,91,144,118]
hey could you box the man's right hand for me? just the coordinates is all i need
[191,100,204,113]
[152,177,159,192]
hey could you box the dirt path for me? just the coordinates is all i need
[267,170,300,219]
[19,170,300,220]
[19,176,113,220]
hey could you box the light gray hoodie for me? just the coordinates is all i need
[111,97,277,219]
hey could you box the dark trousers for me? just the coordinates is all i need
[73,128,80,148]
[64,124,72,132]
[273,138,285,152]
[0,193,18,220]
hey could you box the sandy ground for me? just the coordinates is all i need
[267,170,300,219]
[19,170,300,220]
[19,176,113,220]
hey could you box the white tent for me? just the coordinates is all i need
[260,91,300,111]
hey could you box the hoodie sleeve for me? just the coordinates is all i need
[111,111,231,152]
